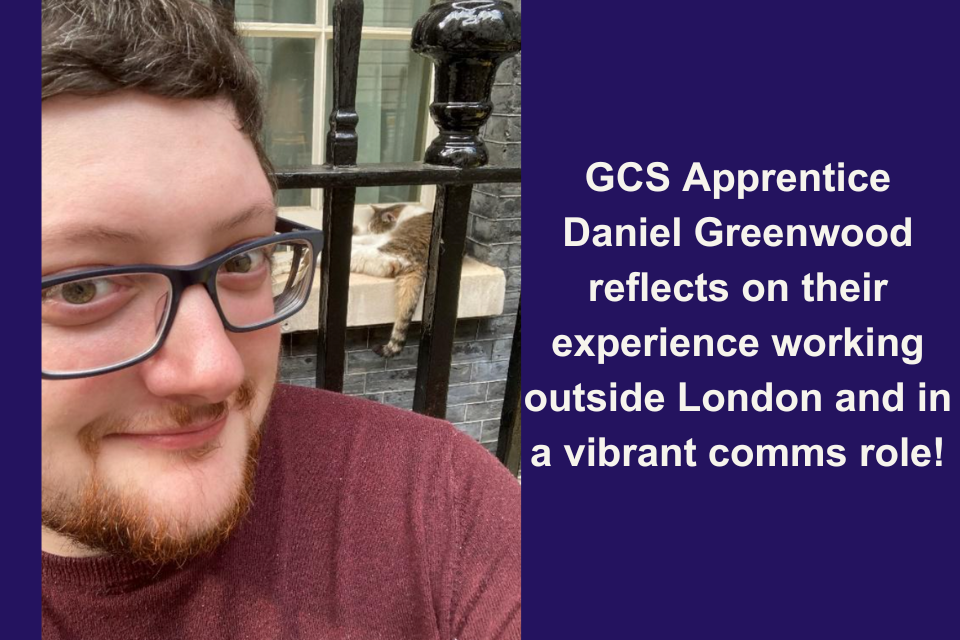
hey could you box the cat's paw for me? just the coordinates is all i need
[373,343,401,358]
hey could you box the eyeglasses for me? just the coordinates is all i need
[42,217,323,380]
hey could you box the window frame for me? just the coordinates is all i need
[237,0,439,215]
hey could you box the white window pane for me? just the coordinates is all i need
[330,0,433,29]
[236,0,316,24]
[327,39,430,204]
[244,37,316,207]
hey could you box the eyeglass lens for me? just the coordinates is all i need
[41,239,314,376]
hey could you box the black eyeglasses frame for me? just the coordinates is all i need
[41,217,323,380]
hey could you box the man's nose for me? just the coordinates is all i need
[138,285,245,404]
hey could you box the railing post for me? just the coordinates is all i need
[411,0,521,418]
[316,0,363,392]
[497,300,521,475]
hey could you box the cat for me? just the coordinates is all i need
[351,204,432,358]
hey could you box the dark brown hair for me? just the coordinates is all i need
[41,0,275,190]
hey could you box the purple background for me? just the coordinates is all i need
[11,2,34,638]
[524,1,957,637]
[13,0,35,632]
[20,1,958,636]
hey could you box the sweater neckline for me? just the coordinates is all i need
[41,548,210,590]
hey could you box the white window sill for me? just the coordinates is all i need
[280,257,506,332]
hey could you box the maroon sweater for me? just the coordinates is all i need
[42,385,521,639]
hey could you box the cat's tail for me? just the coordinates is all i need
[374,264,426,358]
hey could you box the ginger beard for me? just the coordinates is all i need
[41,378,271,565]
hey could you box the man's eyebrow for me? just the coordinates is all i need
[41,202,278,248]
[41,223,146,247]
[212,201,278,234]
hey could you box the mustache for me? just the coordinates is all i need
[79,379,257,454]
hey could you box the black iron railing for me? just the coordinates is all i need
[217,0,522,475]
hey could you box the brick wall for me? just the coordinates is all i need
[280,0,521,455]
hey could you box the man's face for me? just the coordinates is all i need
[41,93,280,562]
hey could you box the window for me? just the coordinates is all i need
[237,0,437,210]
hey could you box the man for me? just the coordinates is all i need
[40,1,521,638]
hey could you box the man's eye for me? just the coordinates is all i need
[222,249,266,274]
[44,278,118,305]
[41,276,144,328]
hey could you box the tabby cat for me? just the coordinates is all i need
[351,204,432,358]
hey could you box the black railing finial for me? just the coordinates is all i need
[409,1,521,419]
[413,1,521,168]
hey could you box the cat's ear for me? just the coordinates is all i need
[370,204,399,222]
